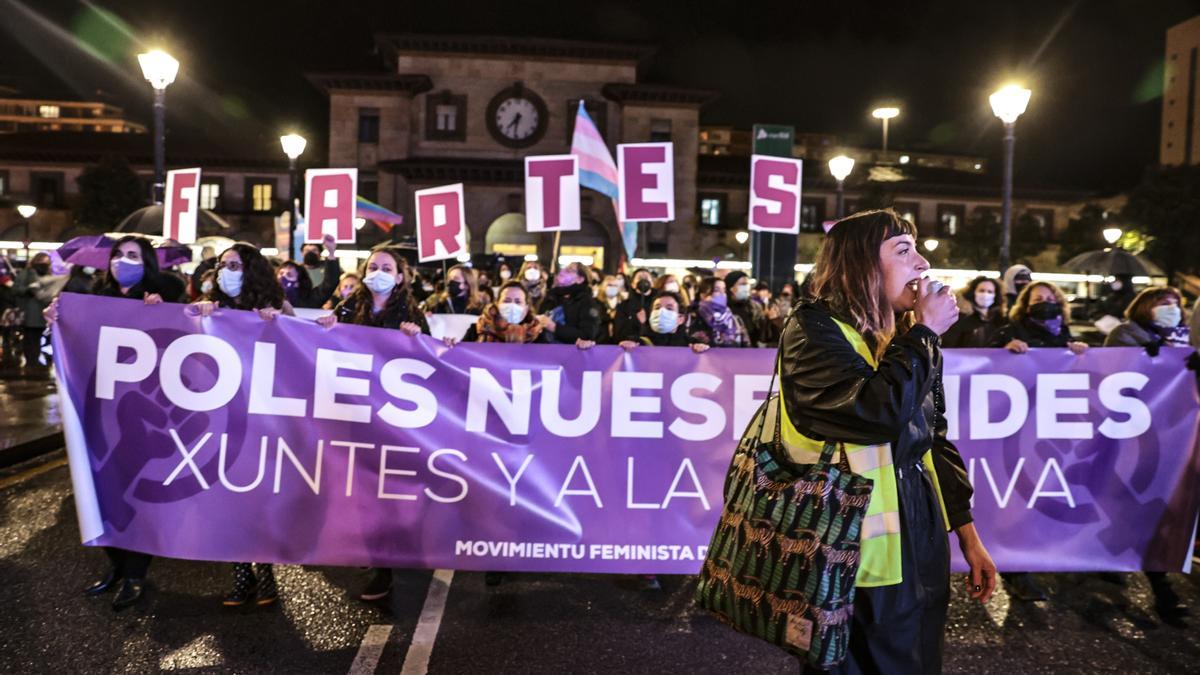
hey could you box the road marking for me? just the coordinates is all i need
[400,569,455,675]
[0,456,67,491]
[347,624,393,675]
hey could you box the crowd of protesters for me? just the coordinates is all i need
[2,218,1194,625]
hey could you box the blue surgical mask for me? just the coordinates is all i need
[498,302,527,325]
[217,268,243,298]
[733,286,750,302]
[364,270,397,295]
[650,307,679,334]
[1152,305,1182,330]
[111,257,144,287]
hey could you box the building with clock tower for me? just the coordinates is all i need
[308,34,716,270]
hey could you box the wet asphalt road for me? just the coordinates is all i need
[1,452,1198,674]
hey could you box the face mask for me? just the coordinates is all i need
[364,270,397,295]
[82,266,96,276]
[498,302,528,325]
[733,285,750,302]
[650,307,679,333]
[605,285,620,298]
[1028,301,1062,321]
[340,285,355,298]
[200,280,214,296]
[663,282,679,293]
[636,279,652,294]
[499,269,512,281]
[422,283,434,293]
[524,268,541,283]
[303,251,321,267]
[111,257,144,287]
[32,263,50,276]
[280,276,299,290]
[974,290,995,309]
[218,268,243,298]
[1152,305,1182,329]
[708,292,727,308]
[1014,278,1030,294]
[1110,281,1123,292]
[448,280,464,297]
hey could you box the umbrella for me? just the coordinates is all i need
[58,234,193,269]
[115,204,232,236]
[1062,248,1164,277]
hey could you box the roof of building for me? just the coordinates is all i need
[374,33,656,65]
[0,132,292,171]
[601,83,719,107]
[377,156,523,185]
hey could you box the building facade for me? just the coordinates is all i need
[0,92,147,135]
[1161,15,1200,166]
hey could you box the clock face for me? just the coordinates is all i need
[494,97,540,140]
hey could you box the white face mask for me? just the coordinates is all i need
[498,302,527,325]
[499,269,512,281]
[217,268,243,298]
[974,290,996,309]
[649,307,679,334]
[524,268,541,282]
[364,270,397,295]
[200,280,214,296]
[663,282,679,293]
[1152,305,1181,329]
[605,285,620,298]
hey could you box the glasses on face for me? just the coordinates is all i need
[217,260,243,272]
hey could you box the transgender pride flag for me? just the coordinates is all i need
[570,101,638,261]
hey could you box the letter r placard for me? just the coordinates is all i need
[416,183,468,263]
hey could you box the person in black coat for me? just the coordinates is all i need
[942,276,1008,348]
[612,268,656,342]
[536,262,604,346]
[44,234,177,612]
[991,281,1088,354]
[276,259,339,309]
[617,291,709,351]
[724,270,769,347]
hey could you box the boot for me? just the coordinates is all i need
[223,563,257,607]
[359,568,392,601]
[111,579,145,611]
[1004,573,1048,602]
[85,568,122,596]
[1148,572,1189,622]
[255,564,278,606]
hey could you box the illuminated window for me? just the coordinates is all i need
[700,199,721,226]
[248,181,273,212]
[38,105,60,118]
[200,182,221,210]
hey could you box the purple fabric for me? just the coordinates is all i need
[52,294,1200,574]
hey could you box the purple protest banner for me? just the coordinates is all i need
[52,294,1200,574]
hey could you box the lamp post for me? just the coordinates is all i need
[989,84,1031,272]
[138,49,179,204]
[871,107,900,156]
[828,155,855,218]
[279,133,308,261]
[16,204,36,258]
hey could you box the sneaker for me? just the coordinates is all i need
[255,564,278,606]
[1004,573,1048,602]
[223,564,257,607]
[359,568,392,601]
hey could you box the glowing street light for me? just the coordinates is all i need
[138,49,179,204]
[923,238,939,252]
[279,134,308,260]
[828,155,855,218]
[1103,227,1122,245]
[989,84,1031,271]
[871,106,900,154]
[735,231,750,245]
[16,204,37,219]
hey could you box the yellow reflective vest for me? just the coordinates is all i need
[772,317,951,587]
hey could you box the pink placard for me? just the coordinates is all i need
[416,183,468,263]
[748,155,803,234]
[524,155,580,233]
[304,169,358,244]
[163,168,201,244]
[617,142,674,222]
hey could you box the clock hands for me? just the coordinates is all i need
[507,112,523,135]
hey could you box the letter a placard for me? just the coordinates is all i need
[525,155,580,233]
[416,183,468,262]
[164,168,202,244]
[748,155,802,234]
[305,168,358,243]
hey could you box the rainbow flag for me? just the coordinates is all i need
[355,196,404,232]
[570,101,637,261]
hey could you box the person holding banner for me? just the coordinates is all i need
[536,262,604,346]
[458,281,549,345]
[618,291,709,352]
[422,264,486,316]
[612,268,656,343]
[992,281,1088,355]
[687,277,751,348]
[778,209,994,673]
[44,235,176,611]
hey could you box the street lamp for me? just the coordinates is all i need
[871,107,900,155]
[989,84,1031,271]
[828,155,855,218]
[734,231,749,245]
[1102,227,1122,245]
[280,133,308,260]
[138,49,179,204]
[16,204,36,258]
[923,238,939,252]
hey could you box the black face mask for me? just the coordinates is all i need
[636,279,652,294]
[32,263,50,276]
[1027,302,1062,321]
[303,252,322,267]
[448,280,464,297]
[1013,279,1030,294]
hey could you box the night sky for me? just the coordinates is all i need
[3,0,1199,194]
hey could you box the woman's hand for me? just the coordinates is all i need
[913,278,959,335]
[538,315,557,333]
[443,336,458,348]
[1004,339,1029,354]
[618,340,638,351]
[187,301,217,318]
[955,523,997,603]
[258,307,281,321]
[323,233,336,257]
[143,293,163,306]
[399,322,422,336]
[316,314,337,330]
[575,339,595,350]
[1067,341,1088,355]
[690,343,710,354]
[42,297,59,326]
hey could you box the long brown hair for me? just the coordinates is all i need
[347,246,421,326]
[1125,286,1182,326]
[206,242,284,311]
[1008,281,1069,323]
[810,209,917,361]
[427,264,487,313]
